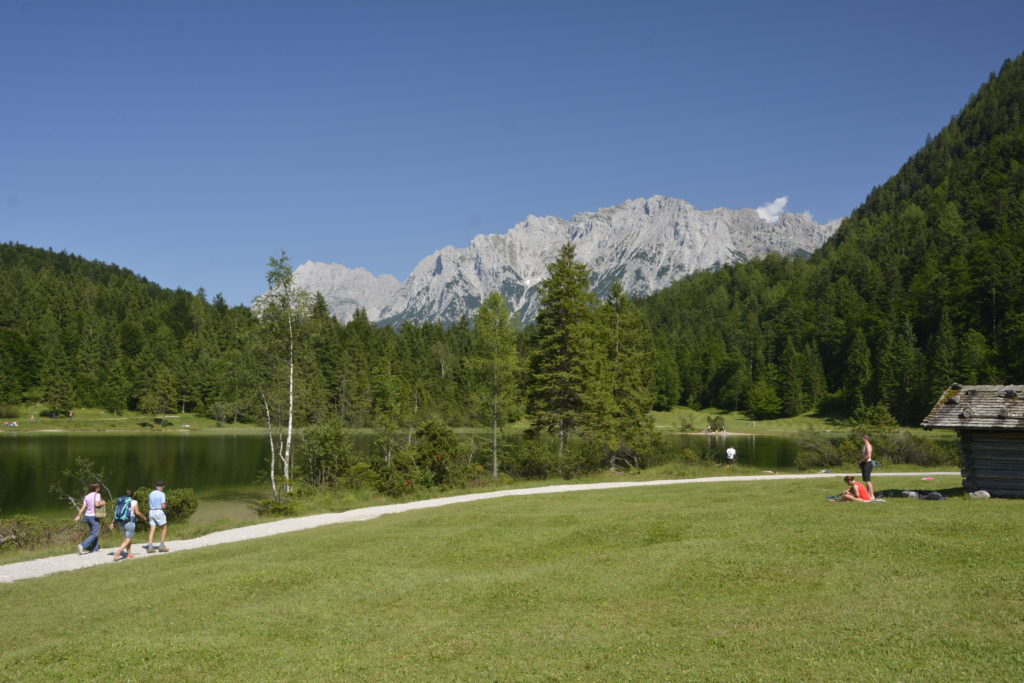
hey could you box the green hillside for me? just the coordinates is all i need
[642,53,1024,424]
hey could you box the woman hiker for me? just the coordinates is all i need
[74,482,105,554]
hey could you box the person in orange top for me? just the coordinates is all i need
[834,475,871,502]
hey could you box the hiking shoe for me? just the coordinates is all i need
[113,555,124,562]
[147,547,156,554]
[158,545,169,553]
[77,544,87,555]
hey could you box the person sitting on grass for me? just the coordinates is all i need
[833,475,871,502]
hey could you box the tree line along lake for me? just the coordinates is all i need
[0,432,799,519]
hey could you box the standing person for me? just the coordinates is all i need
[74,482,105,554]
[725,446,736,467]
[146,481,169,553]
[858,435,875,500]
[109,489,145,561]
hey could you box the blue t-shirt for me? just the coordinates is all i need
[149,489,166,512]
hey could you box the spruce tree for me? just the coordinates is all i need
[527,244,603,457]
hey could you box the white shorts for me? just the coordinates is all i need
[149,509,167,527]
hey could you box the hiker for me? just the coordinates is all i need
[858,435,875,500]
[832,475,871,502]
[146,481,169,553]
[109,489,145,561]
[725,446,736,466]
[74,482,105,554]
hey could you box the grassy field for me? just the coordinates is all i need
[2,474,1020,681]
[0,404,266,433]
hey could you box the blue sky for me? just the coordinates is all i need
[3,1,1023,306]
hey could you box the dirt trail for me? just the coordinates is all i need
[1,471,958,584]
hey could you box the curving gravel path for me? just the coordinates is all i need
[1,471,958,584]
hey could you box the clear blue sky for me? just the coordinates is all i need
[3,1,1022,306]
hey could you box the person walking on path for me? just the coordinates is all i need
[145,481,169,553]
[725,446,736,467]
[109,489,145,561]
[858,435,875,500]
[74,482,105,554]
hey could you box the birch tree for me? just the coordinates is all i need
[253,252,311,498]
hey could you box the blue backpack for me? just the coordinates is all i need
[114,496,134,523]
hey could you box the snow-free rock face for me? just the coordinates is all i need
[292,261,401,323]
[293,196,840,324]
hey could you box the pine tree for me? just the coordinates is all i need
[599,281,656,461]
[779,339,804,417]
[844,329,872,411]
[527,244,603,457]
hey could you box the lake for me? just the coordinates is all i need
[0,431,798,519]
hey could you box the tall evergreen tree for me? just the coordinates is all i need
[527,244,604,456]
[599,282,656,460]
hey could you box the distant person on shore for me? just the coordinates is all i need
[832,475,871,502]
[110,489,145,561]
[858,435,875,500]
[725,446,736,467]
[74,482,105,554]
[146,481,169,553]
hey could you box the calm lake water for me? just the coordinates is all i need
[0,431,798,518]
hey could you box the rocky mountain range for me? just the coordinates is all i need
[293,195,841,325]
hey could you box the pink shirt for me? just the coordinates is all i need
[84,491,102,515]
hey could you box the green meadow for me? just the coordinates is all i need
[2,474,1021,681]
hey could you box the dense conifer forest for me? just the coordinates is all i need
[642,53,1024,424]
[2,52,1022,462]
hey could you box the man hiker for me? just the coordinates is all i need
[146,481,169,553]
[725,446,736,467]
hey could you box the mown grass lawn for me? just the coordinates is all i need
[1,475,1020,681]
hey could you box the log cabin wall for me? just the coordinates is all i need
[959,429,1024,498]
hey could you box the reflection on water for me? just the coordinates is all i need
[669,433,798,469]
[1,431,801,518]
[0,433,269,517]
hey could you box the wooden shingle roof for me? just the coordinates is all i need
[921,384,1024,430]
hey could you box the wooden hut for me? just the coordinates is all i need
[921,384,1024,497]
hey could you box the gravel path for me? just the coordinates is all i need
[1,471,958,584]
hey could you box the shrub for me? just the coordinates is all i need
[254,497,297,517]
[415,420,469,489]
[849,403,898,429]
[374,447,431,496]
[345,461,379,491]
[0,405,20,420]
[794,433,848,470]
[503,433,558,479]
[135,487,199,523]
[0,515,80,552]
[872,431,958,467]
[296,418,353,488]
[560,437,607,478]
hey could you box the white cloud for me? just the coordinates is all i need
[755,196,788,223]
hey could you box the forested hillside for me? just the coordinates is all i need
[642,53,1024,424]
[3,53,1021,448]
[0,242,656,487]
